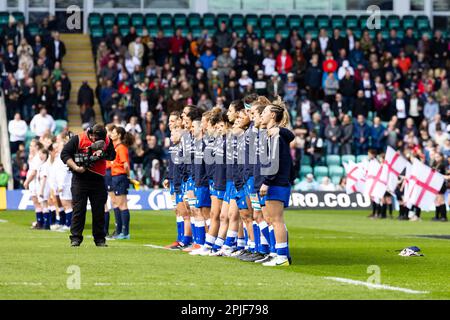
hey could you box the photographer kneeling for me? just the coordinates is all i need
[61,124,116,247]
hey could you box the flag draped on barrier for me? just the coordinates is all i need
[344,148,446,211]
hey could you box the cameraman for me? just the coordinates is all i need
[60,124,116,247]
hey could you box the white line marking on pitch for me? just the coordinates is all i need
[325,277,429,294]
[143,244,171,250]
[0,219,8,223]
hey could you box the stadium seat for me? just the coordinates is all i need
[245,14,259,28]
[253,27,261,38]
[117,13,129,27]
[274,15,287,29]
[145,13,158,28]
[278,28,290,39]
[102,13,116,28]
[136,26,144,36]
[416,15,430,30]
[387,14,400,29]
[0,12,9,26]
[288,15,301,29]
[368,29,376,39]
[381,29,389,39]
[190,27,202,38]
[231,14,244,29]
[90,26,104,38]
[331,15,344,29]
[216,13,229,27]
[379,15,387,29]
[88,13,102,28]
[306,28,319,39]
[341,155,356,164]
[351,27,362,39]
[356,155,368,163]
[326,155,341,167]
[146,27,158,37]
[187,13,201,28]
[104,25,114,35]
[26,23,40,37]
[331,176,341,185]
[317,15,329,29]
[263,28,276,40]
[300,165,313,178]
[396,29,405,39]
[402,15,415,29]
[174,13,187,28]
[345,15,358,29]
[159,14,172,28]
[359,15,369,29]
[259,14,273,29]
[234,27,246,38]
[203,13,215,28]
[54,120,68,135]
[163,27,175,37]
[329,166,344,177]
[419,28,432,38]
[314,166,329,179]
[301,155,312,166]
[303,15,315,29]
[131,13,144,27]
[119,26,129,37]
[12,12,25,24]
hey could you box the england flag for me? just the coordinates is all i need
[383,146,408,193]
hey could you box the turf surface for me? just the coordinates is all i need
[0,209,450,299]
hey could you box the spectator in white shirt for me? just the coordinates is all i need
[262,51,276,77]
[319,177,336,191]
[29,108,56,138]
[125,116,143,135]
[8,112,28,153]
[395,90,407,128]
[295,173,319,192]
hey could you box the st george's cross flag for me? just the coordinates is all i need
[403,161,414,208]
[364,159,388,202]
[344,161,366,194]
[406,159,445,210]
[383,146,408,193]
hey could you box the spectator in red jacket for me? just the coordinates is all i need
[276,49,293,81]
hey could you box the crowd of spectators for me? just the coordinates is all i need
[1,15,70,188]
[91,21,449,190]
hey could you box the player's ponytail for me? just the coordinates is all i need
[115,127,135,147]
[270,96,291,128]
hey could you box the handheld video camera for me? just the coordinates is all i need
[74,140,106,168]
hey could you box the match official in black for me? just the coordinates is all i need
[61,124,116,247]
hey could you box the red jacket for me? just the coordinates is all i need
[78,132,110,176]
[276,53,293,74]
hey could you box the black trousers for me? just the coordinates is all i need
[70,175,107,244]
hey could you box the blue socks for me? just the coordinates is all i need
[191,218,196,244]
[114,207,122,235]
[43,210,51,229]
[258,221,270,254]
[59,209,66,226]
[196,220,206,245]
[121,209,130,236]
[224,230,237,248]
[36,211,43,225]
[176,216,184,242]
[253,222,261,253]
[212,237,224,252]
[237,237,246,250]
[65,210,72,227]
[268,225,276,255]
[104,211,110,235]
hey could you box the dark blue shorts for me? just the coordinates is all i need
[175,193,184,204]
[266,185,291,208]
[105,169,113,192]
[223,180,234,204]
[195,186,211,208]
[210,181,225,200]
[112,174,129,196]
[169,183,175,195]
[186,177,195,191]
[230,186,248,210]
[244,177,255,198]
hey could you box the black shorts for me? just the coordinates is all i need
[112,174,129,196]
[105,169,113,192]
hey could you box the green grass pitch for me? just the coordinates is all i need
[1,209,450,299]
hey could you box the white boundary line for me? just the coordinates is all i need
[143,244,171,250]
[325,277,429,294]
[0,219,7,223]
